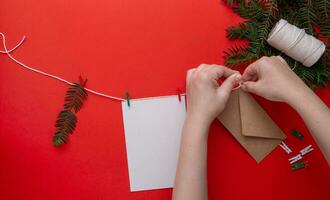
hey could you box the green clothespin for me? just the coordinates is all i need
[125,91,130,107]
[291,129,304,139]
[291,161,306,170]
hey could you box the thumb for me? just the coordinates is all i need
[241,81,259,94]
[217,73,241,96]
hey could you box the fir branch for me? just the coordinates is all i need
[64,83,88,112]
[320,19,330,37]
[245,21,259,40]
[224,45,257,66]
[261,44,281,57]
[53,79,88,147]
[277,1,300,26]
[324,44,330,64]
[223,0,236,6]
[258,0,279,15]
[296,61,330,87]
[313,0,330,22]
[233,1,265,20]
[226,23,250,40]
[53,110,77,147]
[242,1,278,56]
[250,19,272,55]
[297,0,318,35]
[223,0,247,6]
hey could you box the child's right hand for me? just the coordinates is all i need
[241,56,310,104]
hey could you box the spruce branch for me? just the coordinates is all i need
[223,0,236,6]
[321,20,330,37]
[314,0,330,22]
[223,0,247,6]
[53,78,88,147]
[64,83,88,112]
[298,0,318,35]
[224,45,257,66]
[226,23,250,40]
[233,1,265,20]
[53,110,77,146]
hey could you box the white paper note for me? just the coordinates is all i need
[121,95,186,192]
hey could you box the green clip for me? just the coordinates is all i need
[291,129,304,139]
[125,91,130,107]
[291,162,306,170]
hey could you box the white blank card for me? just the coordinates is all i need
[121,95,186,191]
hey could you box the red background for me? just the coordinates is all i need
[1,0,330,199]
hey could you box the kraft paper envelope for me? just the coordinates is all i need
[218,89,286,163]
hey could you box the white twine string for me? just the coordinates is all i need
[0,35,26,54]
[1,33,242,102]
[267,19,326,67]
[0,32,126,101]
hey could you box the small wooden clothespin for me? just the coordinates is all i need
[177,88,182,102]
[289,154,303,164]
[279,141,292,154]
[291,129,304,139]
[125,91,131,107]
[291,161,308,171]
[300,145,313,156]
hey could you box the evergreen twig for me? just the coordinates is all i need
[53,78,88,147]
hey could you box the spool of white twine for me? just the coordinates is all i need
[267,19,325,67]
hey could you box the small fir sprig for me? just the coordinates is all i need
[53,77,88,147]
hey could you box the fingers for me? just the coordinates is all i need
[187,64,240,90]
[197,64,239,80]
[207,65,238,80]
[241,81,259,94]
[242,62,259,82]
[274,56,291,70]
[186,68,196,86]
[217,73,241,97]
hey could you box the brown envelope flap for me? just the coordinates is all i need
[218,90,241,141]
[239,90,286,140]
[218,89,284,163]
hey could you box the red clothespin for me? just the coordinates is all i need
[177,88,182,102]
[125,91,131,107]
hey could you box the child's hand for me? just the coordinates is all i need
[241,56,309,104]
[186,64,241,126]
